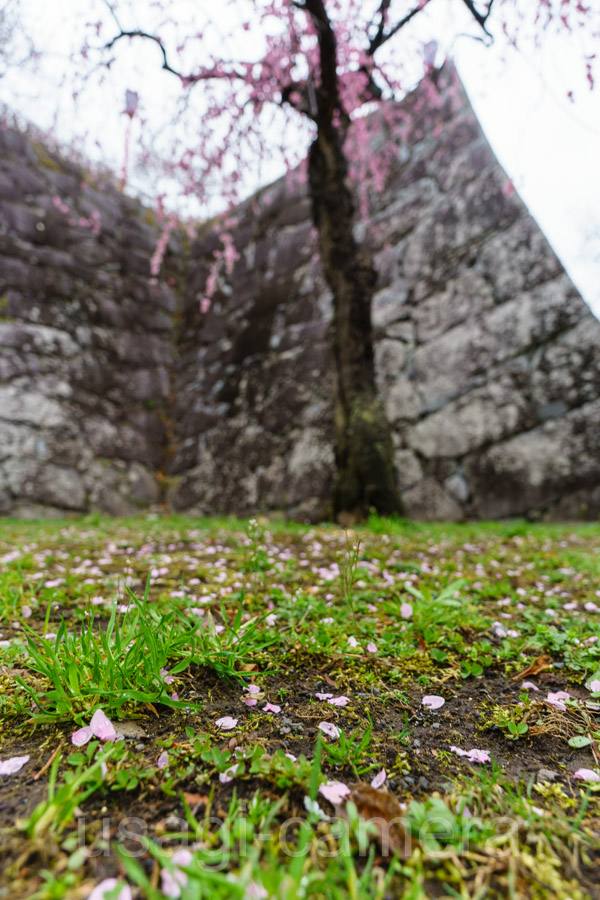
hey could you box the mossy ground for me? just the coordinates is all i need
[0,515,599,899]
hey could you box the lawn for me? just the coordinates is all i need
[0,514,599,899]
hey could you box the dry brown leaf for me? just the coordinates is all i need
[512,654,553,681]
[335,783,414,859]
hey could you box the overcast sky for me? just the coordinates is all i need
[3,0,599,318]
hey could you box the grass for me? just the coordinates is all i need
[0,514,599,899]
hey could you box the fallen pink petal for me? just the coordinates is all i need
[371,768,386,789]
[0,754,30,776]
[422,695,445,710]
[328,695,350,707]
[89,709,121,741]
[216,716,238,730]
[574,768,600,782]
[318,722,340,739]
[450,746,490,763]
[161,848,193,898]
[157,751,169,769]
[400,602,413,619]
[522,681,539,691]
[366,642,377,653]
[72,725,94,747]
[315,692,333,700]
[546,691,570,711]
[318,780,351,804]
[87,878,132,900]
[262,703,281,713]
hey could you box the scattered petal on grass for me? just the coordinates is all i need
[87,878,132,900]
[319,780,351,804]
[546,691,570,711]
[587,679,600,693]
[262,703,281,714]
[347,636,359,648]
[315,692,333,700]
[574,768,600,782]
[21,605,32,618]
[246,684,261,694]
[245,882,268,899]
[400,603,413,619]
[216,716,238,730]
[0,754,30,775]
[160,667,174,684]
[244,698,258,707]
[522,682,539,691]
[72,709,122,746]
[157,751,169,769]
[161,848,193,899]
[450,746,490,763]
[371,768,386,789]
[366,642,377,653]
[422,695,445,710]
[285,753,297,761]
[318,722,340,739]
[90,709,121,741]
[328,696,350,707]
[219,764,239,784]
[72,726,94,747]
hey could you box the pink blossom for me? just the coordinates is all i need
[522,681,539,691]
[245,698,258,706]
[318,722,340,739]
[262,703,281,714]
[328,696,350,707]
[400,603,413,619]
[588,679,600,693]
[246,684,261,694]
[216,716,237,730]
[87,879,132,900]
[318,780,351,804]
[370,768,386,789]
[316,692,333,700]
[422,695,445,710]
[21,605,32,618]
[160,667,175,684]
[366,642,377,653]
[157,751,169,769]
[347,636,359,648]
[574,768,600,782]
[0,754,30,776]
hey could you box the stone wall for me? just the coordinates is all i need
[2,64,600,520]
[168,65,600,521]
[0,127,181,516]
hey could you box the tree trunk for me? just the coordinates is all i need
[308,124,402,521]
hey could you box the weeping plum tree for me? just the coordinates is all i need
[68,0,597,518]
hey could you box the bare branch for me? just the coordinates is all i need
[459,0,496,38]
[367,0,434,56]
[102,28,246,85]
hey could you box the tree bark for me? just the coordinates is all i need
[308,124,402,521]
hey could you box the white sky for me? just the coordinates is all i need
[2,0,599,318]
